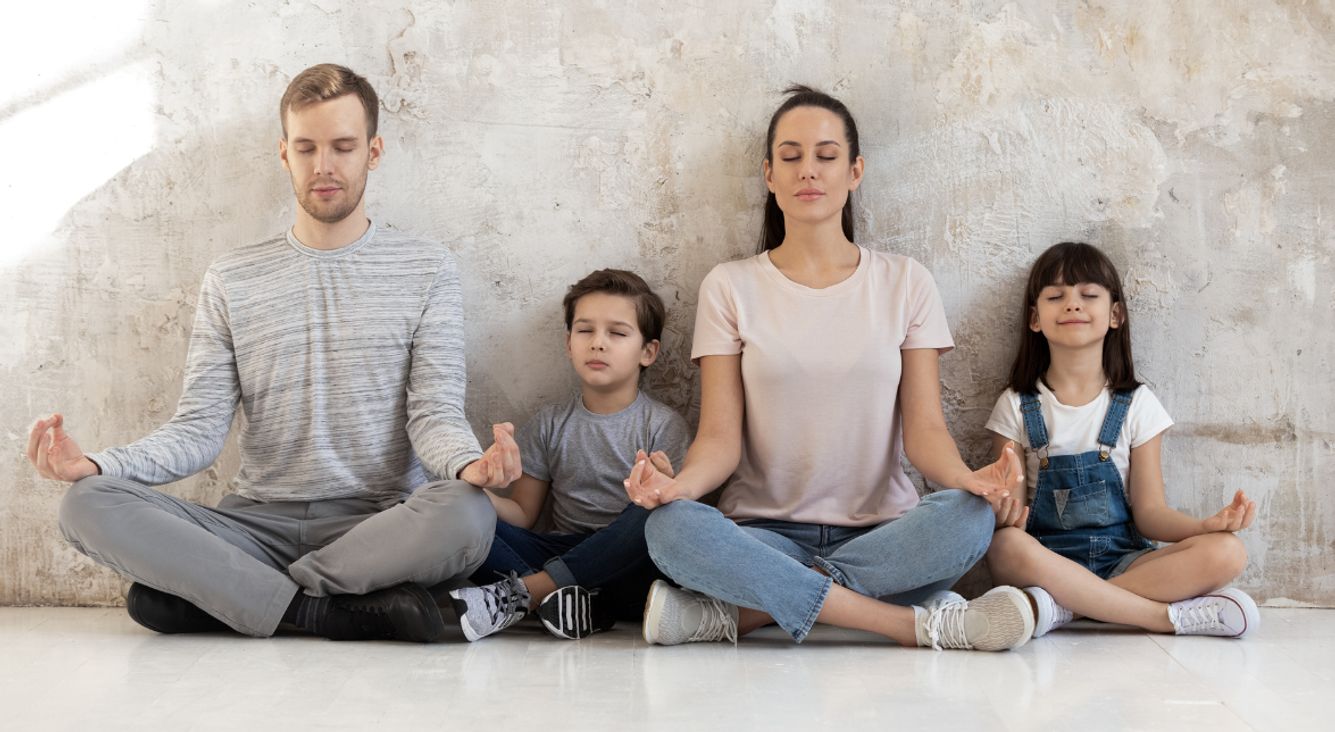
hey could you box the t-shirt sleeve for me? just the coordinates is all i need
[650,407,693,471]
[984,390,1027,447]
[1127,386,1174,448]
[516,409,553,482]
[690,264,742,361]
[901,258,954,352]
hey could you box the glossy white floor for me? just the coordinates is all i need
[0,606,1327,731]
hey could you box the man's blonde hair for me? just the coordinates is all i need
[279,63,379,139]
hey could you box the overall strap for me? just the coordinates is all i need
[1019,392,1050,467]
[1096,389,1136,460]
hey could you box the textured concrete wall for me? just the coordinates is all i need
[3,1,1332,606]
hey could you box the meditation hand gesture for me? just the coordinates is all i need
[460,423,522,489]
[1201,490,1257,533]
[27,414,99,483]
[960,441,1024,499]
[991,495,1030,529]
[623,448,682,509]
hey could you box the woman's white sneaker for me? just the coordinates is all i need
[914,586,1035,651]
[642,580,738,646]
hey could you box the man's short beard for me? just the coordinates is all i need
[294,169,368,224]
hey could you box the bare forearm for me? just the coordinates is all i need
[903,424,972,491]
[671,435,740,501]
[1134,505,1206,543]
[486,492,533,529]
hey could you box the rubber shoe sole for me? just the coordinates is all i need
[538,585,614,640]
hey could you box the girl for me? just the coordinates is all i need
[985,242,1258,638]
[623,86,1034,652]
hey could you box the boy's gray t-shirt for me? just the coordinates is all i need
[517,391,691,534]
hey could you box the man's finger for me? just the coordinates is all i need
[26,418,49,465]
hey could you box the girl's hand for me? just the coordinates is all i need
[624,451,686,509]
[1201,490,1257,533]
[990,495,1030,529]
[960,441,1025,499]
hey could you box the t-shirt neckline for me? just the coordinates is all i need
[757,246,868,297]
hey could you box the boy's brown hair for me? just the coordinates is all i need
[562,269,666,344]
[279,63,379,139]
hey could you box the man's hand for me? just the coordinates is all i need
[27,414,99,483]
[624,449,686,509]
[459,423,522,489]
[1201,490,1257,533]
[960,441,1025,499]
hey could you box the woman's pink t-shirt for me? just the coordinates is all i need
[691,248,954,526]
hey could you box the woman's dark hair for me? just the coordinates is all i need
[1008,242,1140,394]
[757,85,861,253]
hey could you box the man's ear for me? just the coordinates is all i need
[367,135,384,170]
[279,137,290,172]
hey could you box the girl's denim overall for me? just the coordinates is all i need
[1021,390,1152,579]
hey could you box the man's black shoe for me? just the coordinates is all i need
[125,583,230,634]
[303,583,446,643]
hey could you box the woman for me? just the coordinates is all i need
[624,86,1032,651]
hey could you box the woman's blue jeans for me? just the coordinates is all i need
[644,489,994,642]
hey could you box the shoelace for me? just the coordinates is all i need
[1172,601,1222,633]
[483,573,530,626]
[688,595,738,644]
[923,604,971,650]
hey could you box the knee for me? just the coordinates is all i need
[58,476,120,541]
[929,489,995,551]
[986,527,1039,573]
[416,481,496,548]
[644,500,709,555]
[1196,532,1248,584]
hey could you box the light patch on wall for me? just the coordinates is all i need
[0,62,155,266]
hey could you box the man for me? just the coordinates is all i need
[27,63,519,642]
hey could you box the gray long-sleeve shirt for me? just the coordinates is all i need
[87,223,484,502]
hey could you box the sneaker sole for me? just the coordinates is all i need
[1026,587,1055,638]
[539,586,601,640]
[641,580,671,645]
[971,586,1036,651]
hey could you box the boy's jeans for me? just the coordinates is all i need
[644,489,994,642]
[472,503,661,619]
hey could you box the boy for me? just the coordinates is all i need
[449,269,691,640]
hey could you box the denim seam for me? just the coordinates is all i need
[792,574,833,644]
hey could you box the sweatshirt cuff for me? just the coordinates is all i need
[445,450,484,483]
[83,450,123,479]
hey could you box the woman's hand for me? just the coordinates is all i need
[624,449,686,509]
[960,441,1025,499]
[1200,490,1257,533]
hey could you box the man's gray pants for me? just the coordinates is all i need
[58,476,496,637]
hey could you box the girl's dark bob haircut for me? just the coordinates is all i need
[1008,242,1141,394]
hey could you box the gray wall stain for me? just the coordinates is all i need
[3,1,1333,607]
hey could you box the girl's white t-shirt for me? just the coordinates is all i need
[985,382,1174,498]
[691,248,954,527]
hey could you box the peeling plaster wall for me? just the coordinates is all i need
[2,1,1332,606]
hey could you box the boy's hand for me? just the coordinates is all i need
[641,449,675,479]
[460,423,522,489]
[960,441,1025,499]
[990,495,1029,530]
[27,414,99,483]
[1201,490,1257,533]
[624,453,687,509]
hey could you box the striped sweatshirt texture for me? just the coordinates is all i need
[87,223,484,502]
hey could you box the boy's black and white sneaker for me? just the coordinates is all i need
[448,573,531,642]
[537,585,615,640]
